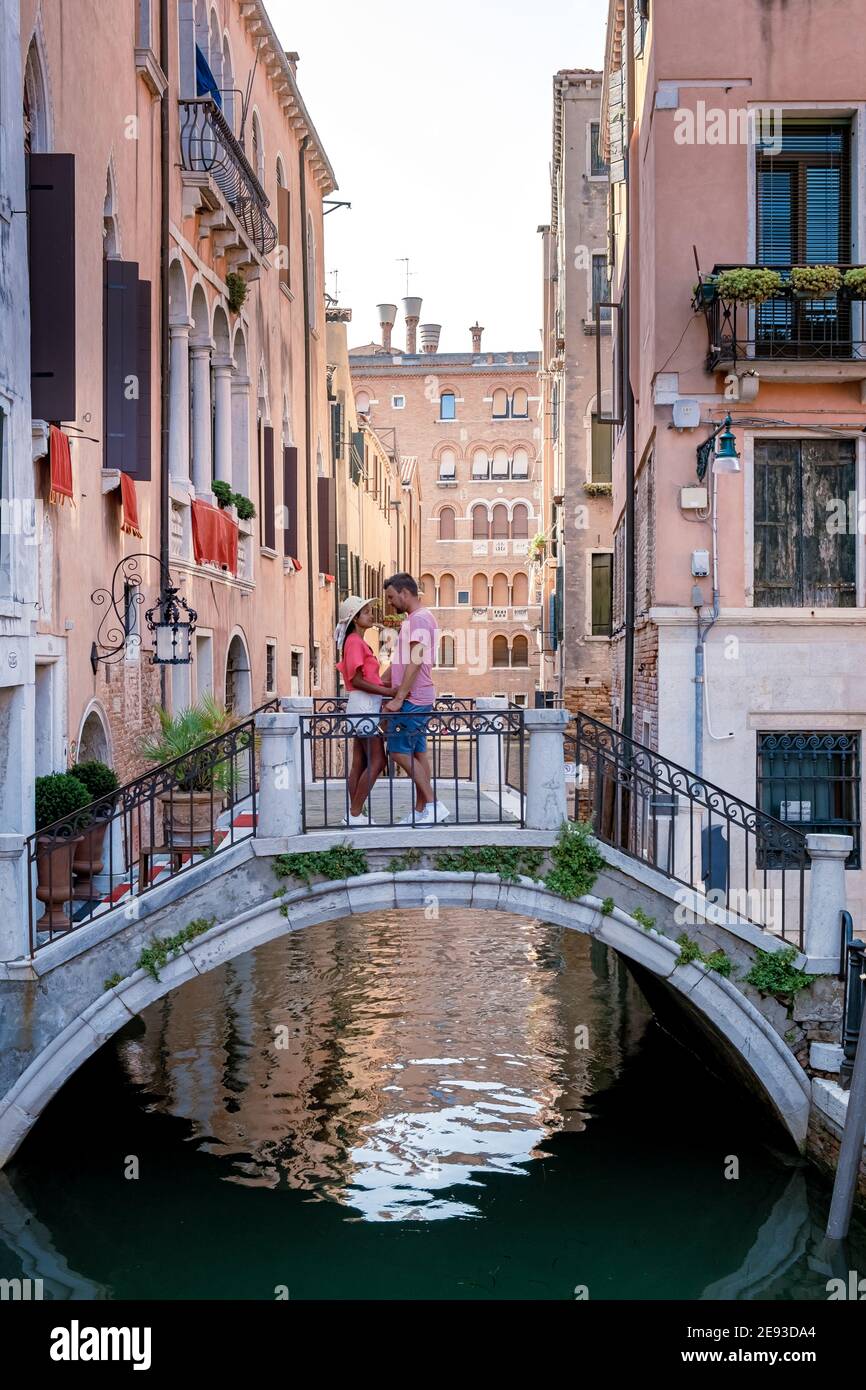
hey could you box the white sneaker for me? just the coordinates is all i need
[341,812,375,827]
[398,810,426,826]
[426,802,451,824]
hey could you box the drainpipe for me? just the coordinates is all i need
[621,0,636,739]
[159,0,170,708]
[298,135,315,690]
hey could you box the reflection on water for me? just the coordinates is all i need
[4,909,866,1300]
[119,911,651,1218]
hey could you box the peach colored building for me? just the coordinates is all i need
[18,0,337,798]
[601,0,866,914]
[350,307,542,704]
[539,70,614,720]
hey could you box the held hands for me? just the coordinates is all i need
[382,697,404,713]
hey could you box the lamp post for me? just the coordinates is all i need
[90,554,197,673]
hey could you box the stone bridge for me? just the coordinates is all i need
[0,707,860,1199]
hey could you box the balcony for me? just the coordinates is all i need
[700,264,866,379]
[179,97,278,259]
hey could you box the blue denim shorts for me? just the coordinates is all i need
[385,701,432,756]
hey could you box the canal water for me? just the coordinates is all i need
[2,909,864,1300]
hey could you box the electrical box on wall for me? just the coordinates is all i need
[672,399,701,430]
[691,549,710,578]
[680,486,708,510]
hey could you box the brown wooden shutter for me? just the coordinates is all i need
[28,154,76,421]
[131,277,152,480]
[263,426,275,548]
[103,259,139,472]
[282,445,298,557]
[754,439,855,607]
[317,475,335,575]
[277,185,290,289]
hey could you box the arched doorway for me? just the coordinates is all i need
[77,706,111,766]
[225,634,252,717]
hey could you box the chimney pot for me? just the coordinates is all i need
[377,302,398,352]
[470,322,484,352]
[419,323,442,354]
[402,296,422,354]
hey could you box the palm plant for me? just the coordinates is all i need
[139,694,239,794]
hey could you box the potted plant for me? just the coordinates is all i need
[528,533,547,563]
[233,493,256,522]
[790,264,841,299]
[69,760,120,899]
[34,772,92,930]
[842,267,866,299]
[211,479,234,510]
[715,267,784,303]
[692,275,718,308]
[139,695,237,849]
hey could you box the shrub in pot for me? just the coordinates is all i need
[842,267,866,299]
[34,772,92,930]
[790,264,842,299]
[715,267,784,303]
[69,760,120,899]
[139,695,237,849]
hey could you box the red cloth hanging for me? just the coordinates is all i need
[119,472,143,538]
[191,499,238,574]
[48,425,74,507]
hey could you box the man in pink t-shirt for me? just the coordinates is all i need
[381,572,450,825]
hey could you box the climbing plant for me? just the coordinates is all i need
[745,946,810,1003]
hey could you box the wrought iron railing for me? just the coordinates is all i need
[310,696,477,783]
[840,910,866,1089]
[573,713,808,944]
[178,97,278,256]
[701,264,866,369]
[299,705,523,831]
[26,699,279,956]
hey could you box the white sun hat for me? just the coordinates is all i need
[335,595,377,650]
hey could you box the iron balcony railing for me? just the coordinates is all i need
[840,910,866,1090]
[179,97,278,257]
[573,713,808,945]
[310,696,477,783]
[701,263,866,369]
[299,704,524,831]
[26,699,279,956]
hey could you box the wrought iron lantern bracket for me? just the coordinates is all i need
[90,553,197,672]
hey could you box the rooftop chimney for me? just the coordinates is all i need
[470,322,484,352]
[419,323,442,354]
[402,296,422,354]
[377,302,398,352]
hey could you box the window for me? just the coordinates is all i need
[511,387,528,418]
[491,505,509,539]
[491,448,509,480]
[591,414,612,484]
[590,121,609,178]
[265,640,277,694]
[492,636,509,668]
[492,387,509,418]
[472,573,488,605]
[753,439,855,607]
[355,390,371,414]
[512,571,529,606]
[757,731,860,868]
[472,505,488,539]
[634,0,649,57]
[276,161,290,291]
[511,635,529,667]
[512,693,528,708]
[438,635,456,668]
[457,590,470,605]
[439,573,456,606]
[392,395,405,409]
[438,448,457,482]
[439,391,456,420]
[439,506,456,540]
[491,573,509,606]
[420,572,435,599]
[591,553,613,636]
[472,449,490,480]
[592,254,611,324]
[512,448,529,480]
[511,504,529,540]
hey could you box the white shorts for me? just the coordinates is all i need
[345,691,383,738]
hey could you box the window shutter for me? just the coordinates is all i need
[103,259,139,472]
[317,475,335,575]
[28,154,77,421]
[277,185,290,288]
[351,429,364,484]
[337,542,349,598]
[608,68,626,184]
[754,440,800,607]
[263,426,275,549]
[331,399,343,461]
[131,277,152,480]
[282,444,298,556]
[801,439,855,606]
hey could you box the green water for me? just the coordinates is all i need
[2,910,863,1300]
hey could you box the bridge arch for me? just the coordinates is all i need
[0,872,811,1166]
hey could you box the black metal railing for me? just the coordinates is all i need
[178,97,278,256]
[702,263,865,369]
[299,705,523,831]
[573,713,808,944]
[840,910,866,1089]
[26,699,279,956]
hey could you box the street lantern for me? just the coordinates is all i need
[144,579,196,665]
[90,554,197,672]
[712,414,741,473]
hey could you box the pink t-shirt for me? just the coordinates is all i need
[338,632,382,691]
[391,607,438,705]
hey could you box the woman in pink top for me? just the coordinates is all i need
[335,596,396,826]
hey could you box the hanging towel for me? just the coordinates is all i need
[48,425,74,507]
[119,472,143,538]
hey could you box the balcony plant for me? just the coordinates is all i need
[69,760,120,900]
[212,479,256,521]
[139,695,238,849]
[842,267,866,299]
[226,271,248,314]
[34,772,92,930]
[715,267,784,303]
[692,274,718,308]
[528,533,547,563]
[790,264,842,299]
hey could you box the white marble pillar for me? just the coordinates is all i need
[255,711,302,838]
[476,696,508,791]
[168,319,192,482]
[189,338,214,497]
[805,833,852,972]
[212,354,234,487]
[230,373,251,497]
[524,708,570,831]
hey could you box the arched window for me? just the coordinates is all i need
[438,447,457,482]
[492,635,509,668]
[439,635,456,668]
[471,572,489,606]
[276,157,290,289]
[439,573,456,606]
[511,635,529,667]
[512,447,530,480]
[491,504,509,539]
[512,387,529,418]
[251,111,264,186]
[103,166,120,257]
[420,572,435,601]
[511,504,529,539]
[512,571,529,606]
[491,447,509,479]
[471,504,488,539]
[492,386,509,418]
[439,391,456,421]
[23,38,51,155]
[439,506,456,540]
[491,572,509,606]
[355,389,371,415]
[471,449,489,480]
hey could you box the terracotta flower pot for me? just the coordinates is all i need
[35,833,84,931]
[158,788,220,848]
[72,819,110,899]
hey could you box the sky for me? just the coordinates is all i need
[269,0,608,353]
